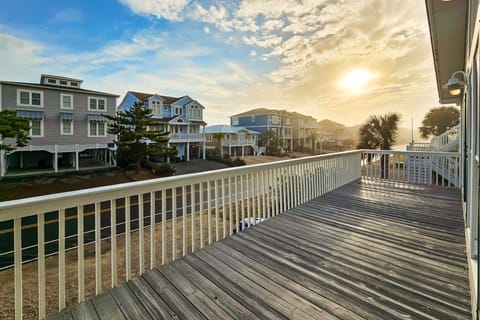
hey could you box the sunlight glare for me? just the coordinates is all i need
[340,70,370,89]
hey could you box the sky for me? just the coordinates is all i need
[0,0,440,129]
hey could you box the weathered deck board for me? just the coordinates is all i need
[55,179,471,320]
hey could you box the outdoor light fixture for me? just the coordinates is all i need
[443,70,468,96]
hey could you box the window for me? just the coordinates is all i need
[207,135,212,142]
[232,117,239,125]
[29,120,43,137]
[61,120,73,135]
[271,115,280,125]
[151,100,162,114]
[285,117,292,125]
[17,89,43,107]
[59,80,68,85]
[88,97,106,111]
[251,116,255,122]
[88,121,106,137]
[175,107,183,115]
[61,94,73,109]
[70,82,78,87]
[47,79,56,84]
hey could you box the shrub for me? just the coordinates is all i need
[150,163,175,176]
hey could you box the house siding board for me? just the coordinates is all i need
[2,83,115,145]
[118,92,140,111]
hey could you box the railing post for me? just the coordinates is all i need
[37,213,46,319]
[14,218,22,320]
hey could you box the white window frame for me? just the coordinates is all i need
[88,121,107,137]
[60,119,74,135]
[232,117,239,125]
[88,97,107,112]
[60,94,73,109]
[17,89,43,107]
[29,119,44,137]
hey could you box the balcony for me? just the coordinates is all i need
[222,138,257,147]
[0,150,471,319]
[169,133,204,143]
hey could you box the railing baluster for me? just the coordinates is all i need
[111,200,117,286]
[228,177,233,236]
[191,184,196,252]
[252,173,257,225]
[37,213,45,319]
[150,192,155,269]
[139,194,145,274]
[172,188,177,261]
[215,179,219,241]
[14,218,22,320]
[59,209,66,311]
[182,185,187,256]
[161,191,167,264]
[261,171,267,219]
[199,183,204,249]
[241,175,245,223]
[125,196,131,280]
[77,206,84,302]
[207,181,212,245]
[222,178,226,238]
[234,176,239,231]
[246,173,251,224]
[95,202,102,295]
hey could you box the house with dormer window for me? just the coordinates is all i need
[0,74,119,176]
[117,91,207,161]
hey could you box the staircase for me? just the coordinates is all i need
[406,125,460,187]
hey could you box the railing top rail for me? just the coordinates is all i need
[0,150,362,220]
[361,149,460,156]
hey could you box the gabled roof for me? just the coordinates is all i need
[129,91,185,105]
[318,119,346,129]
[204,125,260,134]
[0,81,119,97]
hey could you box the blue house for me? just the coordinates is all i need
[230,108,293,152]
[118,91,207,161]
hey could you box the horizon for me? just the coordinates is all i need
[0,0,443,135]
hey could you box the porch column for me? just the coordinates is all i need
[229,145,232,156]
[19,152,23,169]
[202,125,206,160]
[0,149,5,177]
[186,142,190,161]
[167,142,170,163]
[75,144,79,170]
[53,145,58,173]
[242,146,245,158]
[104,149,108,164]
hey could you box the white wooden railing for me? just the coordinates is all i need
[431,124,460,152]
[0,150,361,319]
[406,142,431,151]
[223,138,257,146]
[361,150,460,187]
[169,133,204,142]
[12,143,115,154]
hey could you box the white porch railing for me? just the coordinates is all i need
[169,133,204,142]
[0,150,361,319]
[431,124,460,152]
[223,138,257,146]
[12,143,114,154]
[406,142,431,151]
[361,150,460,187]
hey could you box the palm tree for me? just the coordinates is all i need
[357,113,400,178]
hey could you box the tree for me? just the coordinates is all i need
[357,113,400,178]
[0,111,30,152]
[263,129,280,156]
[104,101,177,172]
[419,106,460,139]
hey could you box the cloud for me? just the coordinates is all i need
[119,0,189,21]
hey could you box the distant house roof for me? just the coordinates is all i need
[129,91,185,105]
[231,108,292,117]
[318,119,346,129]
[0,81,119,97]
[203,125,260,134]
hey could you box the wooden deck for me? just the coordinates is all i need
[52,179,471,320]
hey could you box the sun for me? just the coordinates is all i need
[340,70,370,89]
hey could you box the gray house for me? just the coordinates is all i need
[0,74,119,176]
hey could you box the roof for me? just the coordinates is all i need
[0,81,119,97]
[318,119,346,129]
[129,91,184,105]
[425,0,468,104]
[231,108,292,117]
[204,124,259,134]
